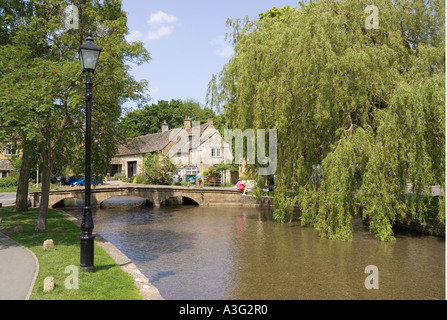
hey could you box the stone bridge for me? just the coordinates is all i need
[28,185,256,208]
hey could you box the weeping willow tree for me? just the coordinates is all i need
[207,0,445,241]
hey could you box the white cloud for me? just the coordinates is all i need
[146,25,174,41]
[148,11,178,25]
[142,11,178,41]
[126,29,144,43]
[211,35,234,58]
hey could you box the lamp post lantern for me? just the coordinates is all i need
[79,30,102,272]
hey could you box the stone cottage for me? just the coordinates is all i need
[110,117,232,182]
[0,144,16,179]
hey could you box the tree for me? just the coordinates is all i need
[0,0,150,231]
[143,153,177,185]
[207,0,445,241]
[1,0,41,211]
[118,99,217,138]
[0,0,34,45]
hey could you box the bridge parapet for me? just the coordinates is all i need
[28,185,250,208]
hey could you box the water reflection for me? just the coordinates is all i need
[65,205,445,300]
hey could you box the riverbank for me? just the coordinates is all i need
[0,207,159,300]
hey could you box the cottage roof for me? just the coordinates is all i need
[0,159,13,171]
[116,122,212,156]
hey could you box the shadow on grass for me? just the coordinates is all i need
[94,264,117,272]
[0,208,84,247]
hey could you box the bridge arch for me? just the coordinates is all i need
[159,196,199,206]
[99,196,154,209]
[52,197,85,208]
[157,190,203,206]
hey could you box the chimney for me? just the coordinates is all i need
[207,118,213,126]
[162,120,169,133]
[184,115,191,130]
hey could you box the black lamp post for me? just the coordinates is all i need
[79,30,102,272]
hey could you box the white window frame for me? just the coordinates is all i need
[186,166,197,175]
[5,145,17,156]
[211,147,221,157]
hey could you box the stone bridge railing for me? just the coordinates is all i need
[28,184,257,208]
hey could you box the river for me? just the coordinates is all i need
[65,204,445,300]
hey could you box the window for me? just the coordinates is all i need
[1,171,8,178]
[5,145,17,155]
[186,166,197,175]
[211,148,221,157]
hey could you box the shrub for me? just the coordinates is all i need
[113,172,125,180]
[133,174,147,184]
[0,176,18,188]
[143,153,177,185]
[208,164,238,177]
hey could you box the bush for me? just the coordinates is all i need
[113,172,125,180]
[133,174,147,184]
[0,176,18,188]
[143,153,177,185]
[208,164,238,177]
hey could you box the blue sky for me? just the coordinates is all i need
[121,0,299,110]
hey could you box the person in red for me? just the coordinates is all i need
[236,179,246,195]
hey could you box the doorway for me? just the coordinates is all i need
[127,161,137,178]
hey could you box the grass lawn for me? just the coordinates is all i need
[0,207,142,300]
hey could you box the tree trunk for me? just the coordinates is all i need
[35,144,52,233]
[16,150,32,212]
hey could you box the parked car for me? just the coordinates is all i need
[66,176,81,186]
[72,176,103,187]
[51,176,67,185]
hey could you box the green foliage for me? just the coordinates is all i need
[118,99,219,138]
[0,0,150,230]
[143,153,177,185]
[258,5,296,20]
[132,174,147,184]
[207,163,238,177]
[0,176,19,188]
[208,0,445,241]
[254,175,266,203]
[9,154,22,173]
[273,193,297,224]
[113,172,125,179]
[0,0,150,177]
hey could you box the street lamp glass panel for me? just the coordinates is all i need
[80,49,100,72]
[79,31,102,73]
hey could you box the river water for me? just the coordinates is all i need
[65,204,445,300]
